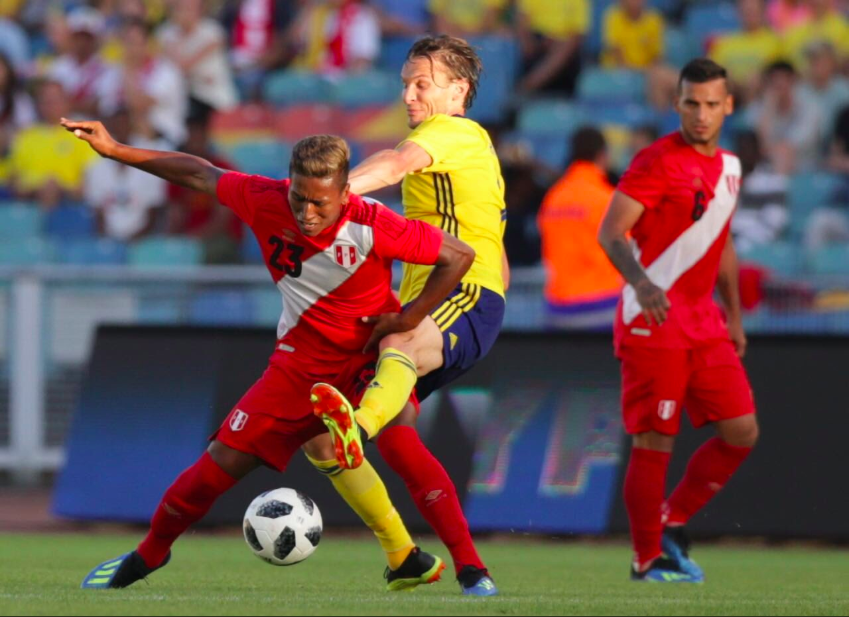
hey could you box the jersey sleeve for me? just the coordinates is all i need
[216,171,261,225]
[401,115,480,173]
[369,204,444,265]
[617,146,668,210]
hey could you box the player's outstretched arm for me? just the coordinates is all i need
[363,231,474,352]
[348,141,433,195]
[60,118,226,196]
[599,190,671,326]
[717,233,747,357]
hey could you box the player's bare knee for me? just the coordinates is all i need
[302,435,336,462]
[632,431,675,453]
[207,440,257,480]
[722,415,759,448]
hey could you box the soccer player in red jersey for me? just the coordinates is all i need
[62,119,475,591]
[598,59,759,583]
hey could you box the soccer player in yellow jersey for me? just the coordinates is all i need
[310,35,505,596]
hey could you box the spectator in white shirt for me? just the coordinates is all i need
[158,0,239,118]
[48,7,113,118]
[99,18,188,146]
[84,107,168,242]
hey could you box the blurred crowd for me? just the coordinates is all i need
[0,0,847,284]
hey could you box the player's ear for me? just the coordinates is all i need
[454,79,469,103]
[725,93,735,116]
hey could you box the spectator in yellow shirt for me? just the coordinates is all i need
[601,0,678,110]
[9,81,98,209]
[516,0,589,95]
[602,0,664,69]
[711,0,783,105]
[428,0,508,37]
[784,0,849,70]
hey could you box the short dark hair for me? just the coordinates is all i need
[570,127,607,163]
[764,60,797,79]
[406,35,483,110]
[290,135,350,188]
[678,58,728,90]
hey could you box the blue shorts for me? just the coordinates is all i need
[415,283,505,401]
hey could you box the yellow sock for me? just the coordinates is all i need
[355,348,418,438]
[307,455,414,570]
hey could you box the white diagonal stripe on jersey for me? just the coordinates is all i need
[623,153,741,325]
[276,220,375,339]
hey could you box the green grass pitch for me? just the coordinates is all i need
[1,533,847,616]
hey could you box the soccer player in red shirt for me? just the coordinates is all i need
[598,59,759,583]
[62,119,475,591]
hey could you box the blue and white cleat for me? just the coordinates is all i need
[631,557,703,583]
[81,550,170,589]
[662,526,705,581]
[458,566,499,596]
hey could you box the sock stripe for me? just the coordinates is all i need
[379,352,418,375]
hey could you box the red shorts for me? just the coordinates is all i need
[620,340,756,436]
[212,348,409,471]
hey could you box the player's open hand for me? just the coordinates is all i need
[728,317,748,358]
[361,312,414,353]
[60,118,117,158]
[635,279,671,326]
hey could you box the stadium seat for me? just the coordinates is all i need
[242,232,264,265]
[588,103,657,130]
[738,242,803,276]
[0,203,42,238]
[332,71,399,108]
[44,204,96,238]
[584,0,618,57]
[59,238,128,265]
[466,36,521,125]
[225,140,293,179]
[0,237,55,265]
[263,71,332,107]
[189,289,256,326]
[665,27,698,69]
[787,173,843,237]
[684,2,740,53]
[517,100,585,135]
[577,68,646,105]
[252,289,283,327]
[128,237,203,268]
[810,245,849,276]
[275,105,344,141]
[510,132,570,171]
[378,35,420,74]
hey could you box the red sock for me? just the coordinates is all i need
[137,452,237,568]
[377,425,485,575]
[624,448,672,569]
[665,437,752,526]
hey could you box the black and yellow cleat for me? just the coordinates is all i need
[81,551,170,589]
[385,547,446,592]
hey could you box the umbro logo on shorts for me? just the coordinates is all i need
[230,410,249,432]
[658,401,677,421]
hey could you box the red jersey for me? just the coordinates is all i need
[217,172,444,363]
[614,132,742,353]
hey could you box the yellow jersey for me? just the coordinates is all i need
[399,114,507,302]
[710,28,783,84]
[601,6,665,69]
